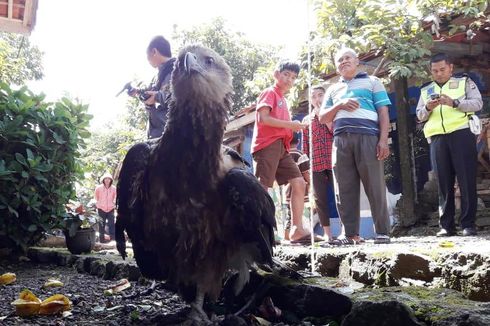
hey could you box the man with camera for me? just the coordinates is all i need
[416,53,483,237]
[134,35,176,139]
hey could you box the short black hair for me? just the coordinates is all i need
[312,85,325,92]
[148,36,172,57]
[276,60,300,74]
[430,53,452,65]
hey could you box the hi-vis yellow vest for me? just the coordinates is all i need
[420,76,468,138]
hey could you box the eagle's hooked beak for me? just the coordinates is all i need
[184,52,202,74]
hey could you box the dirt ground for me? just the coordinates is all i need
[0,261,191,326]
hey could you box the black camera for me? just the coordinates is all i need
[430,93,440,100]
[116,82,151,102]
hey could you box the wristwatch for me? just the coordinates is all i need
[453,99,460,108]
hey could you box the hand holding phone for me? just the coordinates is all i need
[426,94,440,111]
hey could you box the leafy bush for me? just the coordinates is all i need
[61,201,99,237]
[0,82,92,252]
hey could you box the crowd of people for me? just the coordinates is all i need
[94,35,483,245]
[251,48,483,245]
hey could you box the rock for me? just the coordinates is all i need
[37,234,66,248]
[316,252,344,277]
[89,259,107,277]
[346,252,391,286]
[274,247,310,271]
[476,217,490,227]
[432,313,490,326]
[267,280,352,318]
[112,262,141,281]
[440,253,490,301]
[104,260,117,279]
[388,253,440,283]
[27,247,58,263]
[56,252,78,266]
[341,301,424,326]
[350,287,490,325]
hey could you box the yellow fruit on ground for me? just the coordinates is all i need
[0,272,16,285]
[39,294,72,315]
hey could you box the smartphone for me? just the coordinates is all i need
[430,94,440,100]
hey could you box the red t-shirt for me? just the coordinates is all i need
[251,85,293,153]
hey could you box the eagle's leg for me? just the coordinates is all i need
[188,287,210,323]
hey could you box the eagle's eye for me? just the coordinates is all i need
[205,57,215,66]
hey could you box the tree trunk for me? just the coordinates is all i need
[393,77,417,226]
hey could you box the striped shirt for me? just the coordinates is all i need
[323,72,391,136]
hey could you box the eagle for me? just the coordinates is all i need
[115,45,276,322]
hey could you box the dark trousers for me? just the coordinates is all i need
[312,170,333,227]
[430,128,477,230]
[98,209,115,240]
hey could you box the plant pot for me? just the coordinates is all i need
[64,228,96,254]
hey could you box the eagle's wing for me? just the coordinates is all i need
[219,167,276,294]
[116,141,168,279]
[115,142,151,259]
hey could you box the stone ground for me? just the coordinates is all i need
[1,232,490,325]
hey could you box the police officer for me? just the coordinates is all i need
[416,53,483,237]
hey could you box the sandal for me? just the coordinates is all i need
[373,235,391,244]
[330,236,360,246]
[290,234,323,244]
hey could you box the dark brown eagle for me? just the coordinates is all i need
[115,45,276,322]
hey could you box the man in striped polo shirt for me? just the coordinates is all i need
[320,48,391,245]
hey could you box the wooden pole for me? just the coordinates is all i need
[393,77,417,226]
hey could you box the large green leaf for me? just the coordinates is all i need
[15,153,27,166]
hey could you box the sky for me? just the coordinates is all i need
[27,0,312,130]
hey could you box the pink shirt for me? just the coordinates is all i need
[95,185,116,212]
[251,85,293,153]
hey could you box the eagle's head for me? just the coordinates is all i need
[171,45,233,110]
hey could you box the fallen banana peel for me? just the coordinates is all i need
[11,289,71,317]
[11,289,41,316]
[0,272,16,285]
[43,279,64,288]
[39,294,72,315]
[104,278,131,296]
[439,240,455,248]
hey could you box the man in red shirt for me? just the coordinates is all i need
[251,60,309,242]
[302,86,334,241]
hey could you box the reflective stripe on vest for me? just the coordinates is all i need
[421,77,468,138]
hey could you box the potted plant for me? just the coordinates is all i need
[61,201,99,254]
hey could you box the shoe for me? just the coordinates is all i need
[373,234,391,244]
[330,235,364,246]
[462,228,477,236]
[436,229,456,237]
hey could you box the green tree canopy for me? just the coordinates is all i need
[173,17,280,113]
[0,32,44,84]
[304,0,488,82]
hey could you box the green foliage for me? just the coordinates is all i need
[0,32,44,84]
[284,0,489,107]
[312,0,434,81]
[80,122,145,193]
[173,17,280,113]
[0,82,92,252]
[61,201,99,237]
